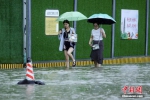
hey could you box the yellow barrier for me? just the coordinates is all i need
[0,57,150,69]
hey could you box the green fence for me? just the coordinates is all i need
[31,0,74,61]
[149,0,150,56]
[76,0,112,59]
[0,0,149,63]
[31,0,112,61]
[114,0,146,57]
[0,0,23,63]
[31,0,149,62]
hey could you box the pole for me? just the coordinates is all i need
[26,0,31,58]
[73,0,77,59]
[145,0,149,56]
[111,0,116,58]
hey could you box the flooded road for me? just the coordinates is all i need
[0,64,150,100]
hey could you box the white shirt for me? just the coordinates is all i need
[91,28,105,41]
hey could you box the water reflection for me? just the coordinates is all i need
[26,85,35,100]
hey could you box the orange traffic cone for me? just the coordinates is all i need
[17,57,45,85]
[26,61,34,81]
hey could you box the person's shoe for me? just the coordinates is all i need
[72,61,76,67]
[97,66,101,68]
[96,64,101,68]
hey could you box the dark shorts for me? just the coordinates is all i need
[63,41,75,51]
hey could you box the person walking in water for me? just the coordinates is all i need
[58,20,76,68]
[89,22,106,67]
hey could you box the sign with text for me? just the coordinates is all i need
[121,9,138,39]
[45,10,59,35]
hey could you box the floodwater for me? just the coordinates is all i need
[0,64,150,100]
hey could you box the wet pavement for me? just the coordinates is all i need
[0,63,150,100]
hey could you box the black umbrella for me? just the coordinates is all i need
[87,13,116,25]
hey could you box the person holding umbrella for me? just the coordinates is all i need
[58,20,76,68]
[57,11,87,68]
[88,13,116,67]
[89,22,106,67]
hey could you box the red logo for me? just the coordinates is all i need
[122,86,142,94]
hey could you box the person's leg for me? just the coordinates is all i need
[67,47,75,61]
[97,41,103,67]
[94,61,98,67]
[67,47,76,66]
[64,50,69,68]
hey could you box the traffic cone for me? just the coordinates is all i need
[17,57,45,85]
[26,60,34,81]
[17,58,35,84]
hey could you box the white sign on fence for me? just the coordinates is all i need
[45,10,59,35]
[121,9,138,39]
